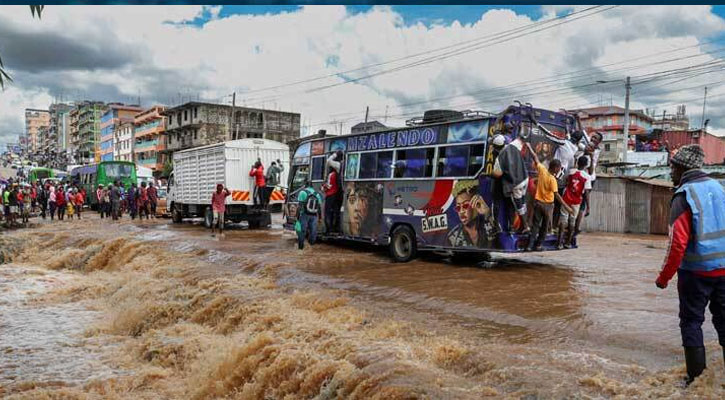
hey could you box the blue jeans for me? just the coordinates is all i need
[297,213,318,249]
[678,269,725,347]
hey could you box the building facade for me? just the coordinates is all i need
[162,102,300,154]
[651,105,689,131]
[71,101,105,164]
[48,103,72,163]
[99,104,142,162]
[661,129,725,165]
[134,105,167,173]
[114,122,135,162]
[24,108,50,153]
[572,106,654,164]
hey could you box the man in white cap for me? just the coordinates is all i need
[655,144,725,386]
[491,134,530,233]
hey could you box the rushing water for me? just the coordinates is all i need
[1,215,723,398]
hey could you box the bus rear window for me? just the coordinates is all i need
[394,148,434,178]
[376,151,393,178]
[105,164,133,178]
[311,156,325,181]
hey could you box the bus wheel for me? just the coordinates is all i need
[203,208,213,229]
[390,225,417,263]
[172,206,183,224]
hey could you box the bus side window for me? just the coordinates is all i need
[359,153,377,179]
[437,146,469,177]
[468,144,485,176]
[311,157,325,181]
[345,154,359,180]
[395,148,434,178]
[376,151,393,179]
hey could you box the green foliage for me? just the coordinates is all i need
[162,160,173,177]
[0,6,44,89]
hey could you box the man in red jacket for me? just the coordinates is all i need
[322,151,343,234]
[655,144,725,385]
[249,160,266,209]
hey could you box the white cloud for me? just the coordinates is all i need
[1,5,725,144]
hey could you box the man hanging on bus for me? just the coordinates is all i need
[491,133,530,233]
[323,151,343,234]
[296,179,322,250]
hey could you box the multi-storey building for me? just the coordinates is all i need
[99,104,142,162]
[134,105,166,174]
[24,108,50,153]
[72,101,105,164]
[162,102,300,154]
[571,106,654,164]
[48,103,72,159]
[651,105,689,131]
[114,122,135,162]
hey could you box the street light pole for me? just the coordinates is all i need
[621,76,631,163]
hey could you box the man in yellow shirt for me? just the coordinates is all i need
[526,143,573,251]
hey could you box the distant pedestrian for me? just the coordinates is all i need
[48,185,57,221]
[147,183,158,218]
[127,184,137,220]
[21,185,31,225]
[73,188,84,220]
[210,183,230,237]
[265,160,284,206]
[65,188,75,221]
[110,183,121,220]
[55,186,66,221]
[38,183,48,219]
[138,182,150,220]
[249,160,266,208]
[295,179,322,250]
[655,144,725,386]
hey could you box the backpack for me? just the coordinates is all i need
[303,188,320,215]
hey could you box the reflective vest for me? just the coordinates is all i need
[677,178,725,271]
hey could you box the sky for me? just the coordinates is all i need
[2,4,725,147]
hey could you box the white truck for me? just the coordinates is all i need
[167,138,289,229]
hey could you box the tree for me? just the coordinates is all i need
[0,6,44,89]
[162,159,173,178]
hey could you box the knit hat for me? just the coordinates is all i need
[671,144,705,170]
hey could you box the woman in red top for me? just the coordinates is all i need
[55,187,66,221]
[74,189,84,220]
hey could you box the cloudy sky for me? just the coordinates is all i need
[2,5,725,147]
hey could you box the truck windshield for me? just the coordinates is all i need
[290,166,310,193]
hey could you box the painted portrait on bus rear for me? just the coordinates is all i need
[446,180,499,248]
[343,182,382,237]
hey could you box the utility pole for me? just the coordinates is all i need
[364,106,369,127]
[701,86,708,131]
[232,92,236,140]
[621,76,631,163]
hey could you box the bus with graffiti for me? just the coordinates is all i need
[283,104,582,262]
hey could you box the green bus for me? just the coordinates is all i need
[70,161,138,207]
[28,167,54,183]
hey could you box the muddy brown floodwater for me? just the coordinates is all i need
[1,215,724,399]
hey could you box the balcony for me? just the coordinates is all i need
[135,139,159,151]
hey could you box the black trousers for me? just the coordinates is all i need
[678,269,725,347]
[324,196,340,233]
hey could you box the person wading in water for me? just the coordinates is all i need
[655,144,725,386]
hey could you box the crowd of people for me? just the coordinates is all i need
[0,177,161,228]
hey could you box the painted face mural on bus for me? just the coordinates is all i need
[446,180,500,248]
[343,182,382,237]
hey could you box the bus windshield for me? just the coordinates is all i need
[290,166,310,193]
[34,169,50,180]
[105,163,134,178]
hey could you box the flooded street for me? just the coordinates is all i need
[1,215,724,398]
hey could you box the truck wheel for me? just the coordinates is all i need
[204,208,214,229]
[172,206,183,224]
[389,225,417,263]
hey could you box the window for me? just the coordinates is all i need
[437,146,468,177]
[605,144,611,151]
[345,153,359,180]
[290,166,309,193]
[359,152,377,179]
[184,110,188,121]
[311,156,325,181]
[194,130,198,140]
[376,151,393,178]
[194,107,198,119]
[394,148,434,178]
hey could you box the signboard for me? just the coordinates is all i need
[347,127,439,152]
